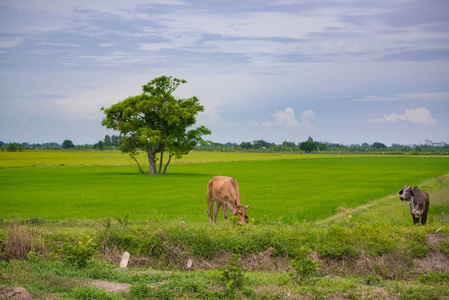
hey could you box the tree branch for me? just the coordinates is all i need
[129,154,145,174]
[163,153,175,175]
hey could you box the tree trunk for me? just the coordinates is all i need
[147,149,158,175]
[163,153,175,174]
[158,149,164,174]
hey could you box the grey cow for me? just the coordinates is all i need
[399,185,429,225]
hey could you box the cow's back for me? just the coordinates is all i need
[208,176,240,204]
[413,186,430,212]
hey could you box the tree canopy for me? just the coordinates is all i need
[299,136,318,153]
[62,140,75,149]
[101,76,211,174]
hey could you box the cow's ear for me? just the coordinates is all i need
[399,190,403,195]
[245,204,250,209]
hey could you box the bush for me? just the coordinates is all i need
[289,248,322,282]
[60,233,98,268]
[218,254,246,297]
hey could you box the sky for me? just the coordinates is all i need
[1,0,448,146]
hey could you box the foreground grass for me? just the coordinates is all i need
[2,257,448,299]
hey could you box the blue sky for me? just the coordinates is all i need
[1,0,448,146]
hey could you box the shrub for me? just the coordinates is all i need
[60,233,98,268]
[0,221,45,261]
[218,254,246,297]
[289,248,321,282]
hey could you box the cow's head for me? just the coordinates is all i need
[399,185,413,202]
[233,199,250,225]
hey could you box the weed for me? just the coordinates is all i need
[0,221,45,261]
[218,254,246,296]
[364,274,383,286]
[73,286,117,300]
[60,233,98,268]
[345,214,352,226]
[289,248,322,282]
[115,212,131,234]
[438,240,449,256]
[418,271,449,284]
[130,282,174,299]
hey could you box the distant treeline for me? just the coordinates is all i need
[195,138,449,154]
[0,135,122,152]
[2,135,448,154]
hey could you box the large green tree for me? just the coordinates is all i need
[101,76,211,175]
[299,136,318,153]
[62,140,75,149]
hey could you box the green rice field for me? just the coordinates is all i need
[1,151,448,224]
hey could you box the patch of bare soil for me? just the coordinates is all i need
[0,286,36,300]
[89,280,132,294]
[414,234,449,273]
[183,247,291,272]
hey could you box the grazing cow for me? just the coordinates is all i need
[207,176,250,225]
[399,185,430,225]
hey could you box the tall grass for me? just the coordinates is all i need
[1,154,448,223]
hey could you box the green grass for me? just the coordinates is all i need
[1,152,448,224]
[0,150,347,169]
[1,150,449,299]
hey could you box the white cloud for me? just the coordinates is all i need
[300,109,316,128]
[271,107,300,127]
[368,107,437,124]
[250,107,315,128]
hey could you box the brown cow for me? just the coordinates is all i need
[399,185,429,225]
[207,176,250,225]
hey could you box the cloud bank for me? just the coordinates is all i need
[368,108,437,125]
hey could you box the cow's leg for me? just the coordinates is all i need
[214,202,220,224]
[412,215,419,225]
[421,213,428,225]
[222,203,228,224]
[207,199,214,224]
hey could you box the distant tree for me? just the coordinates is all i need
[283,141,296,148]
[94,141,104,151]
[6,142,23,152]
[111,135,122,147]
[253,140,273,149]
[318,143,328,151]
[104,135,112,147]
[101,76,211,175]
[372,142,387,149]
[299,137,318,153]
[239,142,252,149]
[62,140,75,149]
